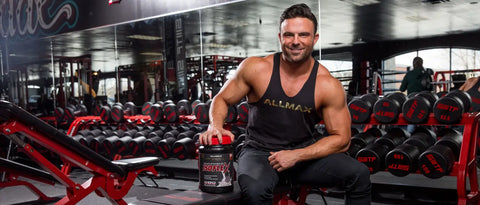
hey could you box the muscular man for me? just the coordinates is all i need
[200,3,371,205]
[459,77,480,112]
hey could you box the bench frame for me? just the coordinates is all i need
[0,101,159,205]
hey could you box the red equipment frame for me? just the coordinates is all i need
[0,101,160,205]
[0,157,58,202]
[360,113,480,204]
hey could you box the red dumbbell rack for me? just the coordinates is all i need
[357,113,480,205]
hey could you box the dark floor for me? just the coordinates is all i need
[0,159,468,205]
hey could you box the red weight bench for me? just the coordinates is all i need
[0,157,58,202]
[0,100,160,205]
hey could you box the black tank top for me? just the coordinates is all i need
[245,53,322,152]
[466,79,480,112]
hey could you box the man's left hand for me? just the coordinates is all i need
[268,150,299,172]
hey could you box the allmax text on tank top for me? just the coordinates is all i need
[263,99,312,113]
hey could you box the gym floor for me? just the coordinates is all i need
[0,158,463,205]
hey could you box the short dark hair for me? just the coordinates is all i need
[280,3,318,34]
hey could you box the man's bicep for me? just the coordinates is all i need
[320,80,351,136]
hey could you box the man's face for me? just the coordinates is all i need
[279,17,318,63]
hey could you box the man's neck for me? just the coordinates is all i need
[280,55,314,76]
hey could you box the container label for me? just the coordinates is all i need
[199,152,234,188]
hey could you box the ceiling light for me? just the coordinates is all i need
[339,0,380,7]
[139,52,163,56]
[127,35,162,41]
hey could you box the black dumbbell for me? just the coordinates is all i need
[156,129,180,159]
[356,127,409,173]
[93,103,103,116]
[385,127,437,177]
[148,103,164,123]
[225,105,238,123]
[346,127,385,158]
[102,135,120,158]
[113,136,133,156]
[110,102,136,122]
[402,91,438,124]
[177,99,192,115]
[89,134,106,154]
[64,104,88,123]
[142,102,154,115]
[128,136,147,157]
[194,103,210,124]
[434,90,472,124]
[172,130,197,160]
[373,92,406,123]
[418,128,462,178]
[164,103,179,123]
[237,101,249,123]
[143,133,163,156]
[348,93,378,124]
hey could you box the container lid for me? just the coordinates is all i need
[211,135,232,145]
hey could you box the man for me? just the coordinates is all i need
[400,56,432,95]
[459,76,480,112]
[200,3,371,205]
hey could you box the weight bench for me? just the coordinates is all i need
[0,100,160,205]
[0,157,58,202]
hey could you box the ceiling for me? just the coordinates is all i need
[5,0,480,75]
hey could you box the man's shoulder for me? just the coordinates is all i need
[239,55,274,71]
[243,54,274,64]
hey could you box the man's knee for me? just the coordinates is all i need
[346,162,371,193]
[238,174,275,203]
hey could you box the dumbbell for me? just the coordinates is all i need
[112,136,133,156]
[102,135,121,159]
[418,128,462,178]
[237,101,249,123]
[346,127,385,158]
[128,136,147,157]
[110,102,136,122]
[164,103,179,123]
[402,91,439,124]
[93,102,111,116]
[148,103,165,123]
[225,105,238,123]
[157,129,180,159]
[63,104,88,123]
[385,127,436,177]
[194,103,210,124]
[142,102,154,115]
[73,129,102,146]
[351,127,361,137]
[172,130,198,160]
[177,99,192,115]
[434,90,472,124]
[356,127,410,173]
[373,92,406,123]
[89,134,107,154]
[143,130,165,156]
[348,93,378,124]
[191,99,202,111]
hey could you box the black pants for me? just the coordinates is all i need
[237,147,371,205]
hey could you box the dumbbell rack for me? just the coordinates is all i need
[358,112,480,205]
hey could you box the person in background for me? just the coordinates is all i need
[400,56,433,133]
[199,3,371,205]
[400,56,433,95]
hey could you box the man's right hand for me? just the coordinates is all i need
[199,125,235,145]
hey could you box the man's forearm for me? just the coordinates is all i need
[209,97,229,128]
